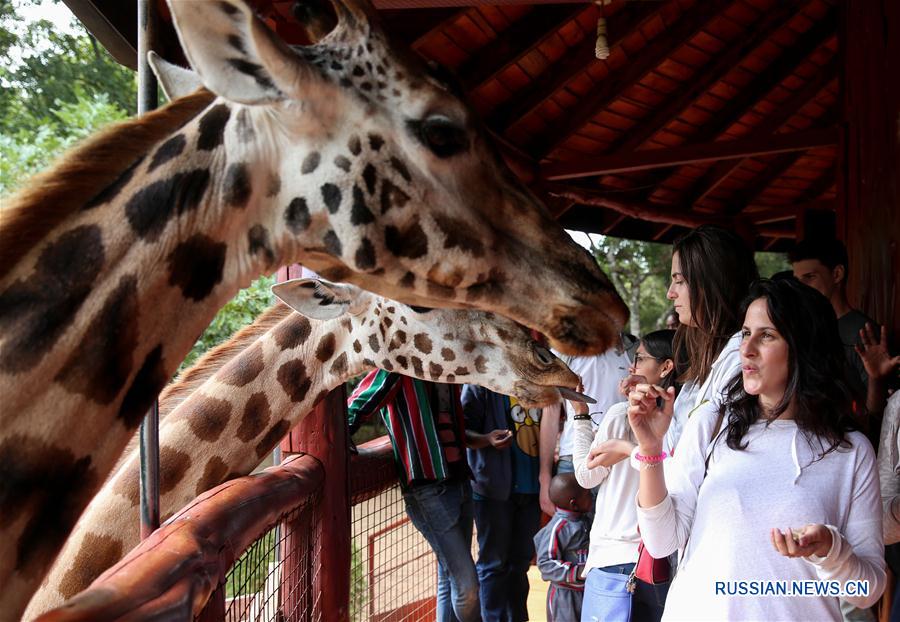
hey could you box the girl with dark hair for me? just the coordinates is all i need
[628,279,885,620]
[573,330,679,622]
[666,225,759,447]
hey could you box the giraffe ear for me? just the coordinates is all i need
[147,52,203,101]
[272,278,353,320]
[166,0,328,105]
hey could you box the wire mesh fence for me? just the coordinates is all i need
[202,496,322,622]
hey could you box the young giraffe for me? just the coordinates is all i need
[0,0,626,613]
[27,278,581,616]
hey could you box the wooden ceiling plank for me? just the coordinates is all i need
[530,0,738,158]
[620,8,836,204]
[486,2,660,132]
[603,213,628,234]
[540,126,838,179]
[456,4,587,91]
[608,0,803,157]
[678,56,838,207]
[652,223,675,241]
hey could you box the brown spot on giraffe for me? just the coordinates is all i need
[223,163,252,208]
[185,395,232,443]
[441,347,456,362]
[434,213,485,257]
[315,333,336,362]
[429,362,443,380]
[413,333,433,354]
[0,224,104,374]
[385,219,427,259]
[219,341,265,387]
[301,151,320,174]
[273,315,312,350]
[277,360,311,403]
[58,533,123,600]
[256,420,291,459]
[118,344,168,428]
[237,391,271,442]
[0,435,97,577]
[330,352,349,376]
[54,275,139,404]
[159,446,192,495]
[474,356,488,374]
[454,366,470,376]
[411,356,424,377]
[166,234,227,301]
[195,456,230,496]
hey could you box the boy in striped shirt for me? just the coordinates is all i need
[348,369,511,622]
[534,473,592,622]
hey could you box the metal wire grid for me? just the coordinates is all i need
[346,446,431,622]
[197,496,322,622]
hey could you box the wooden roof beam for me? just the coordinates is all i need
[531,0,737,158]
[547,185,738,229]
[456,4,588,91]
[678,57,838,208]
[540,126,838,179]
[486,2,660,132]
[622,8,836,202]
[608,0,803,156]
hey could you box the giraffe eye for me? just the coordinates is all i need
[534,345,555,366]
[407,116,469,158]
[408,305,433,313]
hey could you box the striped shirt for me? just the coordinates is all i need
[347,370,468,487]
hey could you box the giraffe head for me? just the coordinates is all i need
[273,278,581,406]
[160,0,628,355]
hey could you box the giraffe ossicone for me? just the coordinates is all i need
[29,278,580,616]
[1,0,626,614]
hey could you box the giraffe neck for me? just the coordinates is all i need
[0,95,348,616]
[27,304,377,615]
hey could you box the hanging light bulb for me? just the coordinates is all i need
[595,15,609,60]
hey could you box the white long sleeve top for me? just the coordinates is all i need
[637,402,885,621]
[573,402,641,572]
[878,392,900,544]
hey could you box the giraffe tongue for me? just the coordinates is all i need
[557,387,597,404]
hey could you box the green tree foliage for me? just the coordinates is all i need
[2,1,275,369]
[587,235,672,335]
[0,0,136,196]
[179,275,277,372]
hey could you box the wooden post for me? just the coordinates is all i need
[277,264,352,622]
[840,0,900,339]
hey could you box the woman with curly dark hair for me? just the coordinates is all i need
[627,279,885,620]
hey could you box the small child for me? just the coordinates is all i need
[533,472,593,622]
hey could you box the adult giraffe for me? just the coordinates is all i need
[0,0,626,616]
[27,278,582,616]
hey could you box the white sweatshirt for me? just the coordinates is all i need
[878,392,900,544]
[573,402,641,572]
[638,402,886,621]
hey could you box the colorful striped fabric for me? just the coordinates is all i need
[347,369,467,487]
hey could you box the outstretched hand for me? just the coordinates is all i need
[587,439,635,469]
[487,429,513,450]
[856,323,900,381]
[627,383,675,453]
[771,524,832,559]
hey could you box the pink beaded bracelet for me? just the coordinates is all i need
[635,451,668,464]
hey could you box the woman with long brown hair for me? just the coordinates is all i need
[664,225,759,448]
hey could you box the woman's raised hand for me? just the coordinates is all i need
[627,383,676,454]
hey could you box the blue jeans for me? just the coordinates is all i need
[582,564,634,622]
[404,479,480,622]
[473,494,541,622]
